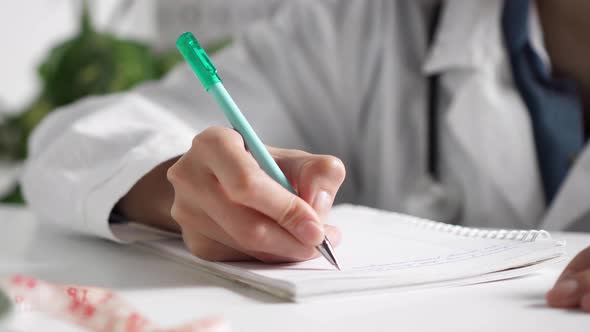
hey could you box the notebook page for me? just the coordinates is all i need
[140,205,565,299]
[223,205,563,280]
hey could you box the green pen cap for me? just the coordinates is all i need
[176,32,221,91]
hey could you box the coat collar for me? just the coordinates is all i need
[424,0,548,73]
[423,0,505,74]
[422,0,590,231]
[423,0,545,229]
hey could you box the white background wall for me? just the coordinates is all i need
[0,0,285,115]
[0,0,156,114]
[0,0,286,195]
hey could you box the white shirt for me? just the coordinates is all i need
[21,0,590,243]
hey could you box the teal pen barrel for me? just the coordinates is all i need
[208,83,297,194]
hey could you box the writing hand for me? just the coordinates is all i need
[119,126,345,263]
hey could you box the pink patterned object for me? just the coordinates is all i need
[0,275,228,332]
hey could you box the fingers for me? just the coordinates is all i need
[172,199,254,261]
[546,247,590,312]
[181,169,319,261]
[168,126,344,263]
[271,147,346,221]
[170,152,342,261]
[546,269,590,312]
[556,246,590,282]
[182,230,254,262]
[175,185,342,263]
[195,127,325,246]
[172,186,309,263]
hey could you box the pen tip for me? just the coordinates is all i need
[317,237,342,271]
[332,254,342,271]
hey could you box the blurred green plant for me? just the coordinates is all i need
[0,5,231,204]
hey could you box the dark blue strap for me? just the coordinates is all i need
[502,0,584,203]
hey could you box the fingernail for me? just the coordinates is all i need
[313,191,332,217]
[550,279,578,300]
[295,220,324,245]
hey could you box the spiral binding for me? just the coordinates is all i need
[391,211,552,243]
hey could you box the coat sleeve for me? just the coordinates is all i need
[20,0,379,241]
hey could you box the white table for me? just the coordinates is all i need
[1,205,589,332]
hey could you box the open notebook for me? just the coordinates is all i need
[133,205,566,301]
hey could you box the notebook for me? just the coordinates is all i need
[134,204,566,301]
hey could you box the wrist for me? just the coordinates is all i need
[115,157,181,233]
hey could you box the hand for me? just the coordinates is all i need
[118,126,345,263]
[546,246,590,312]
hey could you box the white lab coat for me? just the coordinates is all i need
[21,0,590,243]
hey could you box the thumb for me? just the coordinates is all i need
[269,147,346,221]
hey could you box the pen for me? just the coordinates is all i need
[176,32,341,270]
